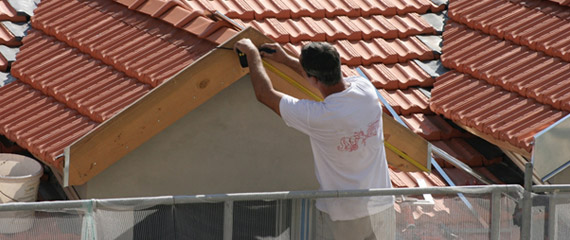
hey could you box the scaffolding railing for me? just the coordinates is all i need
[2,178,570,239]
[0,185,526,240]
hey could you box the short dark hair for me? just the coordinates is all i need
[300,42,342,86]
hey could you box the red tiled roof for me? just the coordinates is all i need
[0,0,511,190]
[390,169,447,188]
[0,0,28,22]
[0,0,29,85]
[430,0,570,153]
[0,0,239,169]
[401,113,464,141]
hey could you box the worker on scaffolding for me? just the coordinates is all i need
[235,39,394,240]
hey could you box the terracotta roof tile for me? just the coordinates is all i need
[319,0,361,18]
[346,0,396,16]
[431,71,568,152]
[443,167,503,185]
[242,0,292,20]
[401,113,463,141]
[432,138,486,168]
[183,0,215,15]
[208,0,256,20]
[0,81,97,168]
[160,5,204,27]
[391,0,432,15]
[111,0,236,44]
[547,0,570,7]
[340,64,359,77]
[335,37,434,66]
[31,0,217,87]
[0,0,235,169]
[245,13,435,44]
[12,30,152,123]
[0,53,7,71]
[390,169,447,188]
[0,23,18,46]
[448,0,570,61]
[0,0,27,22]
[359,61,433,90]
[202,0,442,20]
[513,0,570,17]
[378,88,430,115]
[441,21,570,113]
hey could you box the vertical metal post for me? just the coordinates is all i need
[81,199,97,240]
[223,200,233,240]
[547,193,557,240]
[490,190,501,240]
[521,162,533,240]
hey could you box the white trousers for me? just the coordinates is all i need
[316,207,396,240]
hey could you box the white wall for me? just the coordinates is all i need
[77,76,319,198]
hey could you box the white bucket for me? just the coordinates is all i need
[0,154,43,234]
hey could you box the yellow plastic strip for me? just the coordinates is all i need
[385,142,429,172]
[262,60,324,102]
[263,60,426,171]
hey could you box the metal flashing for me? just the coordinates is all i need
[541,161,570,183]
[0,45,17,61]
[0,72,14,86]
[430,0,448,7]
[532,114,570,183]
[414,59,448,78]
[416,35,442,54]
[418,87,431,99]
[1,21,29,38]
[64,146,70,187]
[420,12,446,33]
[6,0,38,17]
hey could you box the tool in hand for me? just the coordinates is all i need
[234,47,277,68]
[236,49,248,68]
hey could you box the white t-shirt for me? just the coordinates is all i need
[280,76,394,221]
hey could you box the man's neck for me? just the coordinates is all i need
[319,79,350,98]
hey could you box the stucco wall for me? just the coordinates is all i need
[76,76,319,198]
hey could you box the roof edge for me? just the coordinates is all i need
[456,123,531,159]
[64,27,269,186]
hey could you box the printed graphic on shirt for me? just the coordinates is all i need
[337,114,380,152]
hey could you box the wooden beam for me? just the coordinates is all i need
[382,112,430,172]
[503,150,543,184]
[49,166,80,200]
[65,28,268,186]
[457,123,531,159]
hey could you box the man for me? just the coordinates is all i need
[234,39,394,240]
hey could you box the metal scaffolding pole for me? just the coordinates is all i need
[490,189,502,240]
[521,162,533,240]
[223,200,233,240]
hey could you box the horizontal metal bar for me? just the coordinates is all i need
[0,185,524,212]
[173,185,525,203]
[532,184,570,193]
[431,146,495,185]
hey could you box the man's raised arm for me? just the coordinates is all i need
[234,39,285,116]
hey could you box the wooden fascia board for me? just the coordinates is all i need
[64,27,277,186]
[456,123,531,159]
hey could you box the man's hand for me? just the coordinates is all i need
[233,38,285,116]
[234,38,260,58]
[260,43,305,78]
[259,43,291,63]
